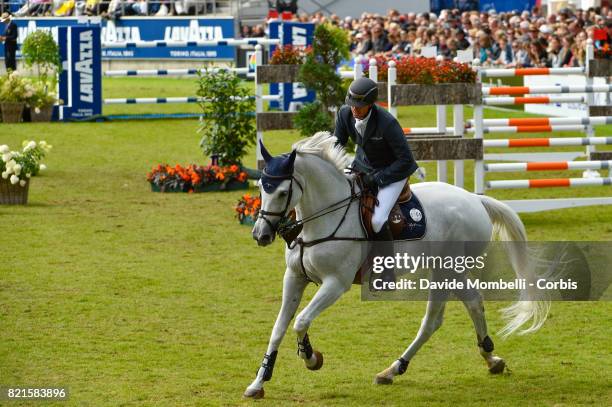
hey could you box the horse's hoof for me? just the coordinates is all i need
[374,375,393,385]
[488,357,506,374]
[243,387,265,399]
[374,366,395,385]
[307,350,324,371]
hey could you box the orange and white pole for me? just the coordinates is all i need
[468,116,612,127]
[483,95,585,105]
[484,137,612,148]
[481,67,585,77]
[482,84,612,95]
[487,177,612,189]
[485,160,612,172]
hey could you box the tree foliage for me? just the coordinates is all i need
[294,23,350,137]
[21,30,61,82]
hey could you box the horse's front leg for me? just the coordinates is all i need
[294,276,351,370]
[243,269,308,399]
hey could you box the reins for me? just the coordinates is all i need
[258,171,370,284]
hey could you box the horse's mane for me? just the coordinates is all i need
[292,131,352,174]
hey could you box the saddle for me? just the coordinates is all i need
[353,175,427,285]
[357,175,412,239]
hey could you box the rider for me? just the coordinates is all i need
[334,77,418,242]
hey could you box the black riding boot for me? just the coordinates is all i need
[368,221,396,291]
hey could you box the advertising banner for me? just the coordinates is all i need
[56,26,102,121]
[0,16,235,60]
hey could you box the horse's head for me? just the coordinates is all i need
[253,141,303,246]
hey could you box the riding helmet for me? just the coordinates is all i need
[345,77,378,108]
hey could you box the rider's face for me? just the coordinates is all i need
[351,104,372,120]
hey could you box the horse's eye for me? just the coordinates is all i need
[279,190,288,197]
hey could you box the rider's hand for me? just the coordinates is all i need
[363,171,378,190]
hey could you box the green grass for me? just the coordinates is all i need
[0,78,611,406]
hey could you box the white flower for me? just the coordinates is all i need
[19,180,26,187]
[1,172,8,179]
[34,107,41,114]
[0,145,8,154]
[39,141,47,147]
[39,164,47,171]
[12,164,21,175]
[23,141,36,152]
[6,159,16,170]
[9,175,19,185]
[1,153,11,162]
[26,173,31,178]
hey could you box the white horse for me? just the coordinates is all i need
[244,132,549,399]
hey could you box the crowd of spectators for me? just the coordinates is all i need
[3,0,612,69]
[312,7,612,68]
[0,0,224,18]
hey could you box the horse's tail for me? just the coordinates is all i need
[479,195,550,338]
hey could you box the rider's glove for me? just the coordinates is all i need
[363,171,379,190]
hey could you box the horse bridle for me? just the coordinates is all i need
[257,169,304,235]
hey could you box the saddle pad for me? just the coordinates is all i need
[395,192,427,241]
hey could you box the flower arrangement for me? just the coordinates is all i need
[270,45,308,65]
[147,163,249,192]
[0,71,34,103]
[27,79,61,110]
[594,43,612,59]
[0,140,52,187]
[362,56,476,84]
[235,193,261,224]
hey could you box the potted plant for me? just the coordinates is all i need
[256,44,306,84]
[0,140,52,205]
[196,69,256,181]
[383,57,480,105]
[21,30,62,121]
[590,44,612,77]
[147,163,249,193]
[0,71,30,123]
[235,193,261,225]
[27,79,60,122]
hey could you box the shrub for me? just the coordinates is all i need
[196,69,255,166]
[294,23,350,136]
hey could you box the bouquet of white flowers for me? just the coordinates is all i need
[0,140,52,187]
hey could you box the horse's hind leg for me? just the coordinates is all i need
[244,269,309,399]
[459,288,506,374]
[293,276,350,371]
[374,290,449,385]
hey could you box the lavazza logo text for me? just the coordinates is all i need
[76,30,94,103]
[101,20,224,43]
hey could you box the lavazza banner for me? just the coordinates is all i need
[0,16,235,60]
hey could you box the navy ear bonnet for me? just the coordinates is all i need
[260,141,297,194]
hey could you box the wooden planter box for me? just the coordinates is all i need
[256,64,301,83]
[588,59,612,77]
[0,177,29,205]
[30,105,54,122]
[1,102,25,123]
[390,83,482,106]
[150,180,249,193]
[239,214,257,225]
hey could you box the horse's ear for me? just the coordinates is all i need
[259,140,273,163]
[287,149,297,171]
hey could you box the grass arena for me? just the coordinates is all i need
[1,74,611,406]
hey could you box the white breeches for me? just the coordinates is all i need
[372,178,408,233]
